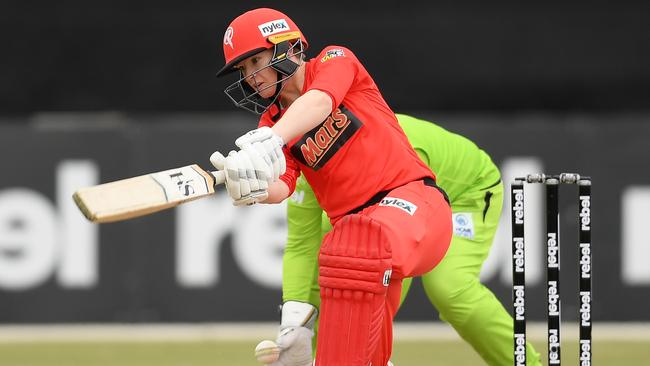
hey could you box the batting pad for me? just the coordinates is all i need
[316,214,392,366]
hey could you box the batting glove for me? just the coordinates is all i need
[210,150,268,206]
[235,127,286,182]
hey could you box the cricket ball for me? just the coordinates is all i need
[254,339,281,364]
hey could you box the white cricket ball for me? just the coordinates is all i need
[254,339,280,364]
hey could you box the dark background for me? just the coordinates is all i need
[1,1,649,113]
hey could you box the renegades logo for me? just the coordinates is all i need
[290,105,363,170]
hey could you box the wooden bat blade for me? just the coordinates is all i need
[73,164,225,223]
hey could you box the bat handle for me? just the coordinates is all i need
[211,170,226,186]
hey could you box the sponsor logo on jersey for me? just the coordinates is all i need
[321,48,345,63]
[258,19,289,37]
[290,106,362,170]
[379,197,418,215]
[452,213,474,239]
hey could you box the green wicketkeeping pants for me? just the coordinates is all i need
[400,181,541,365]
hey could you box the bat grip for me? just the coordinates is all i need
[211,170,226,186]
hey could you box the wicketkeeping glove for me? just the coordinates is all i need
[235,127,286,182]
[210,150,268,206]
[257,301,318,366]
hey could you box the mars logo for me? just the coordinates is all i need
[291,106,362,170]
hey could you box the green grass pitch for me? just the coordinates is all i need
[0,340,648,365]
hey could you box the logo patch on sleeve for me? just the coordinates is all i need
[453,213,475,239]
[320,48,345,63]
[379,197,418,215]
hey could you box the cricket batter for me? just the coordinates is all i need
[272,114,542,365]
[212,8,452,366]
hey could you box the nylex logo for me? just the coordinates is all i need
[380,197,418,215]
[513,237,525,273]
[580,242,591,279]
[580,195,591,231]
[258,19,289,37]
[513,285,525,321]
[548,280,560,316]
[580,291,591,327]
[547,232,559,268]
[514,333,526,366]
[512,189,524,224]
[580,339,592,365]
[548,328,560,364]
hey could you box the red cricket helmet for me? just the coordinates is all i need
[217,8,308,77]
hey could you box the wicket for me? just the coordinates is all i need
[511,173,592,366]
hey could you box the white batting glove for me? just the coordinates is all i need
[210,150,268,206]
[235,127,286,182]
[257,301,318,366]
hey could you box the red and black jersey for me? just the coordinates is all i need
[259,46,434,221]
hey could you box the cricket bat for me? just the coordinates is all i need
[73,164,226,223]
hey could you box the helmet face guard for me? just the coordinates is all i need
[217,8,309,114]
[224,39,305,115]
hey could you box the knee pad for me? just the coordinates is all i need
[315,214,392,366]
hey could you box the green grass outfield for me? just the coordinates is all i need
[0,323,648,365]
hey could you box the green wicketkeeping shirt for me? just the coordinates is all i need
[283,114,501,303]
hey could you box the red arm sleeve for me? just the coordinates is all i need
[280,146,300,195]
[306,46,358,111]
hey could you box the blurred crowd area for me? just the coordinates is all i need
[1,1,649,115]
